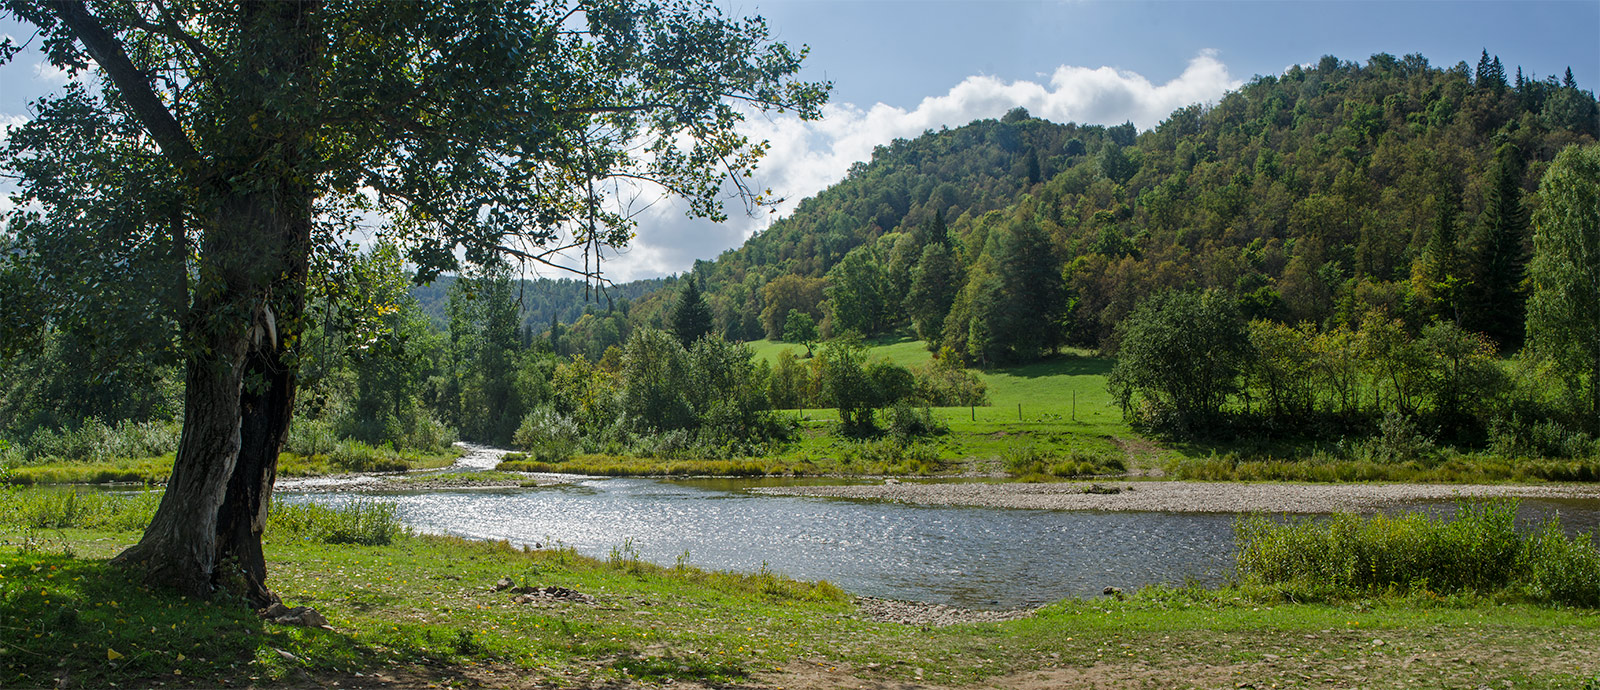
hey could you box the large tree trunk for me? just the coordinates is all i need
[111,190,303,596]
[108,320,251,596]
[216,217,309,608]
[112,0,318,600]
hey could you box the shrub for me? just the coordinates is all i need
[1489,415,1598,459]
[1521,522,1600,607]
[885,402,945,439]
[1350,411,1438,465]
[513,406,581,462]
[12,419,181,464]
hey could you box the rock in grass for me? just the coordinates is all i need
[259,602,332,629]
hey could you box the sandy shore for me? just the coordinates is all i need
[750,480,1600,514]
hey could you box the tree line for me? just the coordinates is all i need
[1109,144,1600,448]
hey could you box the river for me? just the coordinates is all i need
[272,444,1600,609]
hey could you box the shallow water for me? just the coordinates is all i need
[272,472,1600,610]
[278,478,1237,608]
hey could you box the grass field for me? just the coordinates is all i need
[4,516,1597,689]
[747,338,1149,476]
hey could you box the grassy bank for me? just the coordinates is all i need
[2,443,460,486]
[3,494,1598,689]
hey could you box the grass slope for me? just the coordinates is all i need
[747,338,1141,476]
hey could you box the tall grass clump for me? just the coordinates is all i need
[8,419,181,464]
[267,499,405,546]
[1236,499,1600,606]
[0,486,160,530]
[1003,443,1124,479]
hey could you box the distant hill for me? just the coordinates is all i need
[559,51,1599,362]
[410,275,674,333]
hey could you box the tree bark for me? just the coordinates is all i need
[216,212,309,607]
[109,305,251,596]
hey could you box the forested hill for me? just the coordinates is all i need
[410,275,674,333]
[617,52,1597,358]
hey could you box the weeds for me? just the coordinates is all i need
[1003,443,1124,479]
[1235,499,1600,606]
[267,499,406,546]
[0,486,160,530]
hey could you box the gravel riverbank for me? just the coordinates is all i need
[750,480,1600,514]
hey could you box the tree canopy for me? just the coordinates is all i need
[0,0,826,602]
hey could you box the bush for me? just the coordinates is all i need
[912,358,988,406]
[1521,522,1600,607]
[513,406,581,462]
[885,402,945,439]
[1489,415,1598,459]
[284,417,340,457]
[10,419,181,464]
[1350,411,1437,465]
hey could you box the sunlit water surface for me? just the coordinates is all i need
[277,473,1600,609]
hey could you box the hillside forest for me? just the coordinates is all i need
[3,50,1599,467]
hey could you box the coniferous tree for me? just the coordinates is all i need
[670,278,714,347]
[1467,144,1530,348]
[907,242,960,345]
[1414,175,1466,323]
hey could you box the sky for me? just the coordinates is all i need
[2,1,1597,282]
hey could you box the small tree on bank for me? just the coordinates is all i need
[1108,290,1251,434]
[782,309,818,357]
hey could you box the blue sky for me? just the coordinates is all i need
[2,1,1597,281]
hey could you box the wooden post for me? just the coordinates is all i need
[1072,391,1077,421]
[1018,403,1022,421]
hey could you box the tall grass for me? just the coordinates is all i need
[0,486,160,530]
[1236,499,1600,606]
[0,486,406,547]
[267,499,406,546]
[3,419,182,464]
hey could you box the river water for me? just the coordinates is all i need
[273,445,1600,609]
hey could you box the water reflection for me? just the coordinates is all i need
[279,478,1240,608]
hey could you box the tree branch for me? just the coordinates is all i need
[47,0,199,166]
[128,0,222,74]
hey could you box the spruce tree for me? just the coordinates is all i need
[1467,144,1530,348]
[670,278,715,347]
[1416,175,1465,323]
[907,242,960,345]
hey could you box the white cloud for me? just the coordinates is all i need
[597,52,1242,282]
[31,61,70,85]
